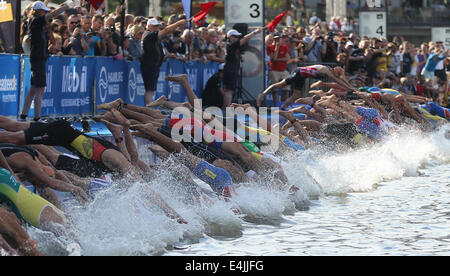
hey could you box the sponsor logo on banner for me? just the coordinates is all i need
[127,67,146,104]
[128,67,137,103]
[62,65,87,93]
[0,75,17,92]
[98,66,108,103]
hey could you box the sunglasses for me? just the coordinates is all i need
[70,21,80,24]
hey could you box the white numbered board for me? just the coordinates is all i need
[225,0,264,25]
[359,11,387,39]
[432,28,450,48]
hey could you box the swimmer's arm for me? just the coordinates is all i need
[0,152,21,184]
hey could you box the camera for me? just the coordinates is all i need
[76,24,81,28]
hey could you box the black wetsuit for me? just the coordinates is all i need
[0,143,39,160]
[157,125,236,164]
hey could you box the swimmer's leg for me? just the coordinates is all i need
[166,74,199,107]
[122,103,168,119]
[100,119,131,162]
[0,116,31,132]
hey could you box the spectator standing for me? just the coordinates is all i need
[402,42,413,76]
[416,43,429,76]
[223,27,264,107]
[267,33,291,107]
[202,63,225,108]
[141,17,188,105]
[127,25,144,60]
[303,27,323,63]
[20,1,69,122]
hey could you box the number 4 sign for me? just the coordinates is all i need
[359,11,387,39]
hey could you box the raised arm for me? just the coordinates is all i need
[240,27,265,47]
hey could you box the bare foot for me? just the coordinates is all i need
[97,98,124,111]
[295,97,314,105]
[146,95,168,108]
[277,110,296,122]
[148,144,171,160]
[111,109,130,127]
[310,81,323,89]
[165,74,188,84]
[100,119,123,140]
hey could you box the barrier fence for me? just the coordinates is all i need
[0,53,220,118]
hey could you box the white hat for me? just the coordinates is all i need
[147,18,161,27]
[32,1,51,12]
[227,29,242,37]
[345,41,354,47]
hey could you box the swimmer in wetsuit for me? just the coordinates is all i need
[0,143,89,206]
[0,151,68,256]
[0,117,133,176]
[0,116,188,224]
[257,65,357,109]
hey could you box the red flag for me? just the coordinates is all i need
[193,2,217,27]
[89,0,104,10]
[266,11,288,32]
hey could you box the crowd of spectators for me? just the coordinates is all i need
[18,0,227,64]
[9,1,450,107]
[264,15,450,107]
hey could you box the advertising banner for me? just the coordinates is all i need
[0,54,20,116]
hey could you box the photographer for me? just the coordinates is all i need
[100,17,120,57]
[321,32,338,63]
[303,26,323,62]
[68,24,89,56]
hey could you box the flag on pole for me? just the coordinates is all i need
[266,11,288,32]
[181,0,191,19]
[89,0,104,10]
[193,1,217,27]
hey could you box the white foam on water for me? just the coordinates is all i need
[27,124,450,255]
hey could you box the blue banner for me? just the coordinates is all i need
[167,59,188,103]
[125,60,146,106]
[22,56,58,116]
[59,56,96,115]
[95,57,127,106]
[155,61,168,101]
[0,54,20,117]
[184,61,203,98]
[1,54,220,117]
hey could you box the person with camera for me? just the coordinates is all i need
[68,22,89,56]
[84,14,104,57]
[321,32,338,63]
[19,1,70,123]
[100,17,120,57]
[303,26,323,62]
[267,33,291,107]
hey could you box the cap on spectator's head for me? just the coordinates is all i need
[32,1,51,12]
[227,29,242,37]
[147,18,161,27]
[218,63,225,71]
[345,41,354,48]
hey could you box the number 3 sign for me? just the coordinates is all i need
[226,0,263,25]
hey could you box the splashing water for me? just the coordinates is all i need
[28,124,450,255]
